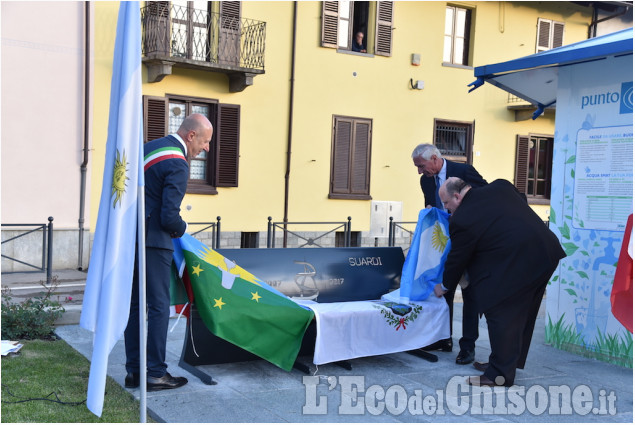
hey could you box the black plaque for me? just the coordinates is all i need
[216,247,404,303]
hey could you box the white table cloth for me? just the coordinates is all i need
[298,291,450,365]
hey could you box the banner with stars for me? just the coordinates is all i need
[175,234,315,371]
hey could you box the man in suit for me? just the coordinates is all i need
[436,178,566,386]
[124,113,213,391]
[411,143,487,365]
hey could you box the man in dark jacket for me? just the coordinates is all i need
[124,113,213,391]
[412,143,487,365]
[436,178,566,386]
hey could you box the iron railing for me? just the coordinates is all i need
[1,217,54,283]
[388,217,417,248]
[141,3,266,71]
[189,216,221,249]
[508,93,529,104]
[267,217,352,248]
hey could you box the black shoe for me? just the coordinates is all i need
[421,338,452,352]
[455,349,475,365]
[473,361,489,372]
[147,372,188,392]
[125,372,140,388]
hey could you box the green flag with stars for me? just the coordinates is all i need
[176,234,314,371]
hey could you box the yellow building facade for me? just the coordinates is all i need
[90,1,596,248]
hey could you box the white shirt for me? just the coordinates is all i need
[171,133,188,157]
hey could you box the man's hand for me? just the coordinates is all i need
[434,283,447,298]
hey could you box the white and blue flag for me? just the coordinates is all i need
[400,208,451,301]
[79,2,143,417]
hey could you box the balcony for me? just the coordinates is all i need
[141,3,266,92]
[507,93,555,121]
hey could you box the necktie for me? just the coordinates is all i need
[435,175,443,210]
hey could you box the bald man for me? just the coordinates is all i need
[437,177,565,386]
[124,114,213,391]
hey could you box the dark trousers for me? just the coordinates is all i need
[483,267,556,386]
[124,247,173,378]
[444,284,479,351]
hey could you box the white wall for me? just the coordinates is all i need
[1,2,88,229]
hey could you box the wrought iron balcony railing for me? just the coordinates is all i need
[141,3,266,92]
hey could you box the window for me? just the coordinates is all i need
[515,134,553,202]
[536,18,564,52]
[329,115,372,200]
[143,95,240,194]
[321,1,393,56]
[241,232,259,248]
[433,119,474,164]
[443,5,472,66]
[170,0,210,60]
[336,231,361,247]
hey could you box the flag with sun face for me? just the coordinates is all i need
[400,208,451,301]
[176,234,315,371]
[79,1,143,417]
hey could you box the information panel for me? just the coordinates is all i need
[573,125,633,231]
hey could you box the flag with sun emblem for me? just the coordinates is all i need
[400,208,451,301]
[176,234,315,371]
[79,2,143,417]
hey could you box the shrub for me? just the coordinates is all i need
[1,278,65,340]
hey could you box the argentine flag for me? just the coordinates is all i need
[400,208,451,301]
[79,2,143,417]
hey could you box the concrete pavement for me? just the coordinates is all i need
[3,270,633,422]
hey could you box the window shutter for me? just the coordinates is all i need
[144,1,170,55]
[331,118,352,193]
[375,2,393,56]
[351,121,371,194]
[216,103,240,187]
[552,22,564,48]
[143,95,168,142]
[515,135,530,194]
[321,1,339,48]
[220,1,241,23]
[536,18,551,52]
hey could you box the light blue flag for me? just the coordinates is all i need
[400,208,451,301]
[79,2,143,417]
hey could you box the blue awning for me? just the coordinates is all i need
[468,28,633,119]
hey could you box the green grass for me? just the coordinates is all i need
[546,313,633,368]
[1,339,154,423]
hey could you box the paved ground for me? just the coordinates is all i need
[3,270,634,422]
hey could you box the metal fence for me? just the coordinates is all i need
[189,216,221,249]
[266,217,352,248]
[141,3,266,71]
[1,217,54,283]
[388,217,417,249]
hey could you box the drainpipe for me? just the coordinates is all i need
[78,1,91,270]
[283,2,297,248]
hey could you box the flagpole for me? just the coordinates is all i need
[137,185,147,423]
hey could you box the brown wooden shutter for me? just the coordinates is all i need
[514,135,530,194]
[375,2,393,57]
[216,103,240,187]
[143,95,168,142]
[552,22,564,48]
[220,1,241,25]
[351,121,371,194]
[321,1,339,48]
[331,118,352,193]
[144,1,170,55]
